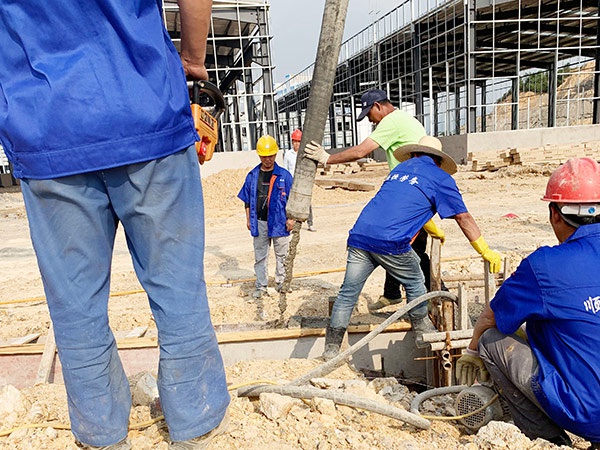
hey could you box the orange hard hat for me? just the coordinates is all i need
[256,135,279,156]
[542,157,600,203]
[291,129,302,141]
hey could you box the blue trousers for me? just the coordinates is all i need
[329,246,427,330]
[21,147,229,446]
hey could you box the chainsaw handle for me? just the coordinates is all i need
[191,80,225,121]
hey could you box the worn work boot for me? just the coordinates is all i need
[252,288,267,299]
[410,315,437,348]
[368,295,402,312]
[322,326,346,360]
[546,432,572,447]
[76,438,131,450]
[170,409,230,449]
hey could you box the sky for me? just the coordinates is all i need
[269,0,401,84]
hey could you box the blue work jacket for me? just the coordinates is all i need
[238,163,293,237]
[0,0,197,179]
[348,156,467,255]
[491,223,600,441]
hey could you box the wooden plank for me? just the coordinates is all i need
[125,326,148,339]
[35,324,56,385]
[457,283,469,330]
[483,260,496,305]
[0,333,41,347]
[0,322,414,356]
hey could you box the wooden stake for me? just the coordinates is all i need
[35,323,56,385]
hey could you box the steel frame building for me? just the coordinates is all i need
[164,0,276,152]
[275,0,600,151]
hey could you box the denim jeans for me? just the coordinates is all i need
[21,147,229,445]
[253,220,289,288]
[329,246,427,329]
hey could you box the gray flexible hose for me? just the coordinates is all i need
[409,385,467,416]
[288,291,458,387]
[237,384,431,429]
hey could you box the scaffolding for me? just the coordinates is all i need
[275,0,600,150]
[164,0,276,152]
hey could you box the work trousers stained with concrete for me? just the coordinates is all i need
[21,147,229,446]
[478,328,566,442]
[253,220,289,289]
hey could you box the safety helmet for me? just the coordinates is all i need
[291,129,302,142]
[256,135,279,156]
[542,157,600,203]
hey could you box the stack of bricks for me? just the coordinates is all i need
[467,141,600,171]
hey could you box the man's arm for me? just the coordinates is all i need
[467,303,496,351]
[327,138,380,165]
[304,138,379,165]
[178,0,213,80]
[453,212,482,242]
[453,212,502,273]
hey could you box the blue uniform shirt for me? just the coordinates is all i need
[237,163,293,238]
[491,223,600,441]
[347,156,467,254]
[0,1,198,179]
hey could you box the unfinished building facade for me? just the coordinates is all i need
[275,0,600,151]
[164,0,276,152]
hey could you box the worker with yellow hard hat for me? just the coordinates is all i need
[238,135,295,299]
[457,157,600,448]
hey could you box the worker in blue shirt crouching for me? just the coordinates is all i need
[322,136,501,360]
[457,157,600,448]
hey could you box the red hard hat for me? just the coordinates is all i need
[542,157,600,203]
[291,129,302,141]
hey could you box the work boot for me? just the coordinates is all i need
[410,315,437,348]
[76,438,131,450]
[252,288,267,299]
[368,295,402,312]
[322,326,346,360]
[546,431,572,447]
[170,409,230,449]
[275,282,291,293]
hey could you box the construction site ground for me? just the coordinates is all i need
[0,162,586,449]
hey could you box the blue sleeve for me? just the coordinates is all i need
[238,175,251,204]
[491,258,545,334]
[432,176,468,219]
[284,171,293,195]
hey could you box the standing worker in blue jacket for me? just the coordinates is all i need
[321,136,501,360]
[457,157,600,449]
[0,1,230,449]
[238,135,295,299]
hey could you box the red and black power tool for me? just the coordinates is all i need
[190,80,225,165]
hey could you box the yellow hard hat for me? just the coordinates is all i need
[256,135,279,156]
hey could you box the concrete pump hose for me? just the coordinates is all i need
[288,291,458,387]
[410,385,467,416]
[237,384,431,430]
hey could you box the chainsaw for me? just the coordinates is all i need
[190,80,225,165]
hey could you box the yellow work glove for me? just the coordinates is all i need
[470,236,502,273]
[455,348,490,386]
[304,141,330,166]
[423,219,445,244]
